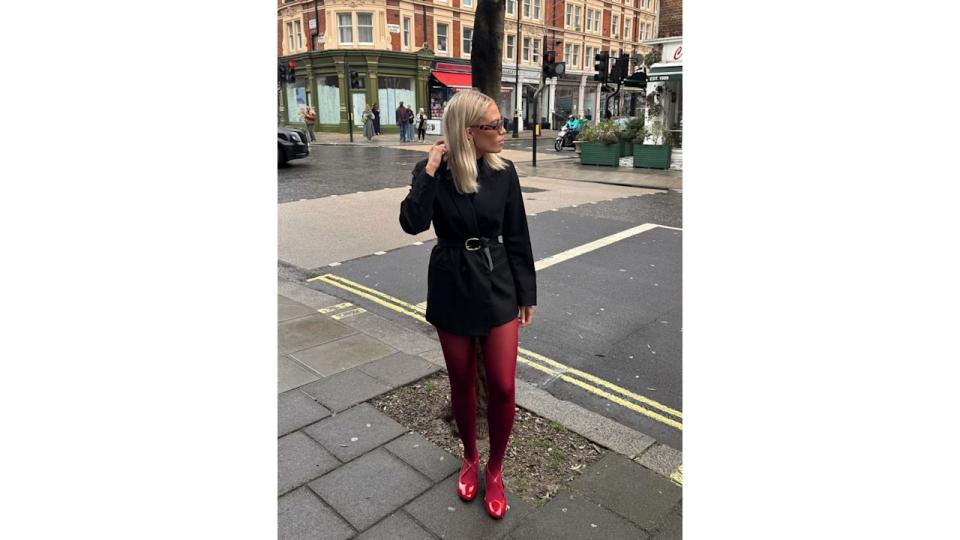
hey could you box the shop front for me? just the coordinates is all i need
[640,36,683,143]
[428,62,514,134]
[278,48,434,134]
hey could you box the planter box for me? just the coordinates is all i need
[619,140,634,157]
[580,142,621,167]
[633,144,672,169]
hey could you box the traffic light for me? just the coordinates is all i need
[593,51,609,84]
[542,50,565,78]
[286,60,296,83]
[278,63,285,86]
[623,69,647,89]
[609,53,630,84]
[349,70,361,89]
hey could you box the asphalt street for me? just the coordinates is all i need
[279,145,683,449]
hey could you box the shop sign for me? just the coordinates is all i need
[425,119,442,135]
[309,18,317,30]
[387,24,400,33]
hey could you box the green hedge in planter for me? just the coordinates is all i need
[633,144,672,169]
[580,142,621,167]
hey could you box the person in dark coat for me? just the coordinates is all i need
[371,102,382,135]
[399,89,536,521]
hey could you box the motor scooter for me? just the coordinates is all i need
[554,124,579,151]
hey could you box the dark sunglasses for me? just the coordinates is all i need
[469,118,505,131]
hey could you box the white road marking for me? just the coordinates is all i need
[534,223,674,272]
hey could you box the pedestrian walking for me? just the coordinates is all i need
[299,106,317,142]
[396,101,409,142]
[398,89,536,521]
[372,103,382,135]
[362,105,375,141]
[415,107,428,142]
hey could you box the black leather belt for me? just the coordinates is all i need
[436,236,502,271]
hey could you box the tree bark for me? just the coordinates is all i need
[470,0,506,99]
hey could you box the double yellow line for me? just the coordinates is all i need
[307,273,682,431]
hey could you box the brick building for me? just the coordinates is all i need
[278,0,662,133]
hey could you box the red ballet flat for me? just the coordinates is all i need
[457,455,480,502]
[484,464,507,519]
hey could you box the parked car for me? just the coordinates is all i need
[278,126,309,166]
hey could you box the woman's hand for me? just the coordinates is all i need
[425,139,446,177]
[518,306,535,328]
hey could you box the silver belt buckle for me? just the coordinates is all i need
[464,237,482,251]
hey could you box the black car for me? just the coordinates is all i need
[278,125,310,166]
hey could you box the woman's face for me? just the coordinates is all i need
[467,102,506,155]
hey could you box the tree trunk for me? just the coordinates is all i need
[471,0,505,99]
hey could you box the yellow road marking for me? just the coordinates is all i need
[308,272,682,431]
[318,302,353,314]
[332,307,367,320]
[670,464,683,486]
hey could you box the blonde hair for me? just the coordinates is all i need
[442,89,506,194]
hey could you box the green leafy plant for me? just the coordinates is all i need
[648,118,667,145]
[577,122,598,142]
[621,117,644,142]
[595,119,619,144]
[631,126,648,144]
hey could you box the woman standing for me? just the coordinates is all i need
[415,107,428,142]
[399,90,536,520]
[362,105,376,141]
[372,103,382,135]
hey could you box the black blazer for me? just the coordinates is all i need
[399,157,537,337]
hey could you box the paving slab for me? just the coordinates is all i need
[303,402,407,462]
[344,311,440,355]
[354,511,437,540]
[279,355,321,393]
[652,508,682,540]
[384,431,460,483]
[278,431,342,496]
[570,453,682,531]
[418,347,446,368]
[309,448,433,531]
[404,474,533,539]
[507,489,647,540]
[290,333,397,377]
[299,368,392,412]
[278,313,356,354]
[278,486,356,540]
[358,351,442,388]
[279,389,332,437]
[279,294,317,322]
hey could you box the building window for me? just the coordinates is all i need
[572,44,580,68]
[337,13,353,44]
[403,17,411,48]
[357,13,373,44]
[464,0,473,6]
[534,0,541,19]
[594,13,600,32]
[585,46,593,68]
[523,0,531,18]
[532,38,540,63]
[586,10,594,33]
[565,5,572,27]
[463,27,473,54]
[574,6,582,30]
[625,18,631,40]
[563,44,571,65]
[437,23,448,53]
[286,22,295,52]
[294,20,303,50]
[507,0,515,16]
[612,15,619,38]
[506,34,515,62]
[522,37,530,62]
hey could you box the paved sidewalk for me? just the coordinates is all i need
[297,129,560,147]
[278,278,682,539]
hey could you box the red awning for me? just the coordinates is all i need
[433,71,472,89]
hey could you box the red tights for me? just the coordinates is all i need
[436,318,519,472]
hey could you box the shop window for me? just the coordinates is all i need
[357,13,373,44]
[378,77,415,125]
[437,23,448,53]
[317,76,341,124]
[286,84,308,123]
[463,27,473,54]
[337,13,353,44]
